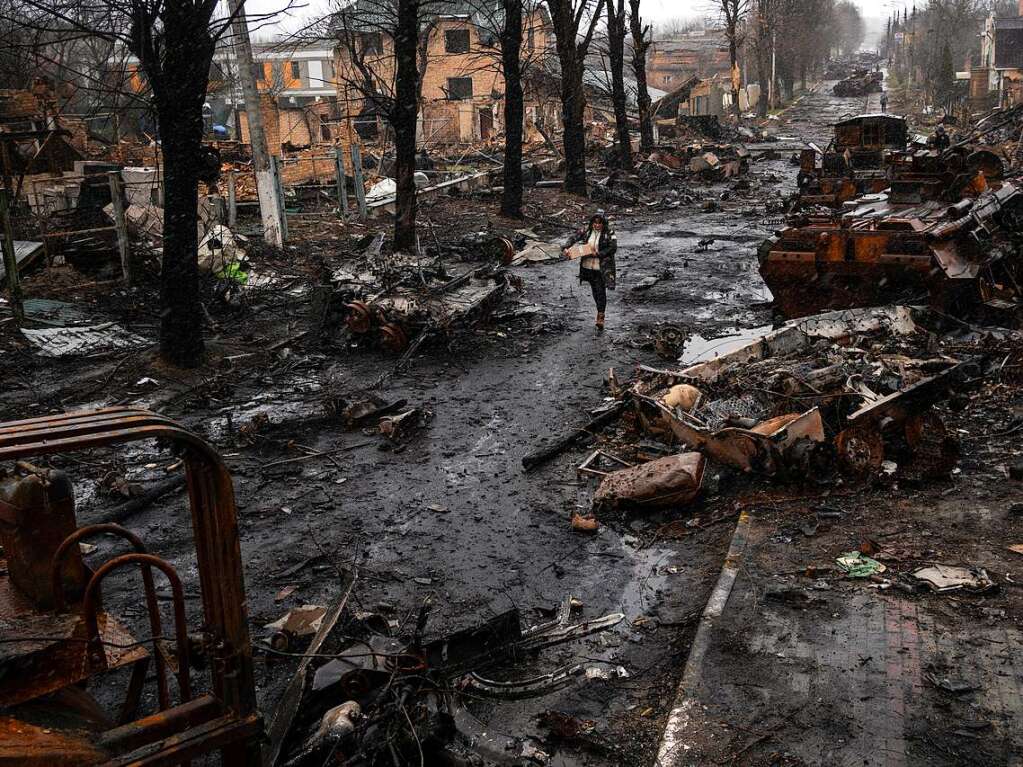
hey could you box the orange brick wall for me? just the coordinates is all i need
[335,10,551,119]
[238,93,282,153]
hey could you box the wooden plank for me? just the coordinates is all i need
[263,570,356,767]
[108,171,131,285]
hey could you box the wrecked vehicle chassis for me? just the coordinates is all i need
[641,307,969,479]
[0,409,261,766]
[336,266,510,353]
[760,183,1023,319]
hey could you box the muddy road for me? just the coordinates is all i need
[20,82,880,764]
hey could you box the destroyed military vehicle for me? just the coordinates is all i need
[833,69,883,97]
[796,114,909,208]
[324,234,512,352]
[761,178,1023,320]
[794,114,1004,211]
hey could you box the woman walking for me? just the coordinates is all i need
[562,212,617,330]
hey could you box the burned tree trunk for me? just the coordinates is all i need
[156,108,205,366]
[500,0,524,218]
[547,0,605,196]
[142,21,217,367]
[606,0,632,170]
[393,0,420,252]
[559,61,587,194]
[628,0,654,153]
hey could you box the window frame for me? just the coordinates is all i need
[360,32,383,55]
[447,76,474,100]
[445,28,471,54]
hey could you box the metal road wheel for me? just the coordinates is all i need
[835,425,885,476]
[379,323,409,354]
[345,301,373,334]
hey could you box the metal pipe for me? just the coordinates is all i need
[83,552,192,703]
[51,523,171,710]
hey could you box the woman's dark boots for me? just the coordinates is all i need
[595,312,605,330]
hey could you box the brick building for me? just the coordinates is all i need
[647,30,732,91]
[333,0,554,145]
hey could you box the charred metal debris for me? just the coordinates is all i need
[766,109,1023,320]
[0,409,627,767]
[525,307,1022,529]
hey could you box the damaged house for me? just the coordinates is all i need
[332,0,555,145]
[973,6,1023,110]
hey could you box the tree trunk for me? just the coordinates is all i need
[392,0,419,252]
[548,0,591,196]
[607,0,633,170]
[729,36,741,118]
[155,102,204,367]
[628,0,654,153]
[559,63,588,194]
[501,0,524,218]
[755,34,770,118]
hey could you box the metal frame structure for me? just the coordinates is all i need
[0,407,261,766]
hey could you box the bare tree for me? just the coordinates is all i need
[501,0,525,217]
[628,0,654,152]
[332,0,449,252]
[605,0,632,169]
[13,0,284,366]
[546,0,605,194]
[718,0,750,118]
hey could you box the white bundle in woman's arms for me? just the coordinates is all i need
[566,242,596,260]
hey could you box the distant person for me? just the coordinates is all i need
[197,144,222,195]
[929,124,951,150]
[880,92,888,113]
[562,212,617,331]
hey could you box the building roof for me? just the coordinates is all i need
[332,0,549,35]
[583,69,668,108]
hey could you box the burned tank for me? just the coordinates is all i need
[760,181,1023,319]
[796,115,1004,211]
[796,114,909,208]
[833,69,883,96]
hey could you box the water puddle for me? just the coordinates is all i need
[680,324,774,365]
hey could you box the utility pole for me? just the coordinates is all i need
[227,0,284,247]
[770,29,776,109]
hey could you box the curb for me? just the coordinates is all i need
[653,510,753,767]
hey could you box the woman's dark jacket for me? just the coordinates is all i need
[564,224,617,289]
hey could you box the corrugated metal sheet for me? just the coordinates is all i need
[21,323,150,357]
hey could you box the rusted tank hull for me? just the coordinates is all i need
[758,237,978,319]
[763,182,1023,319]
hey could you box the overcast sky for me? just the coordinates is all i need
[244,0,898,42]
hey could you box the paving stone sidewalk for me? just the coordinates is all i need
[660,495,1023,767]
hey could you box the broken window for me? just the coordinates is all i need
[447,77,473,100]
[360,32,383,55]
[445,29,470,54]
